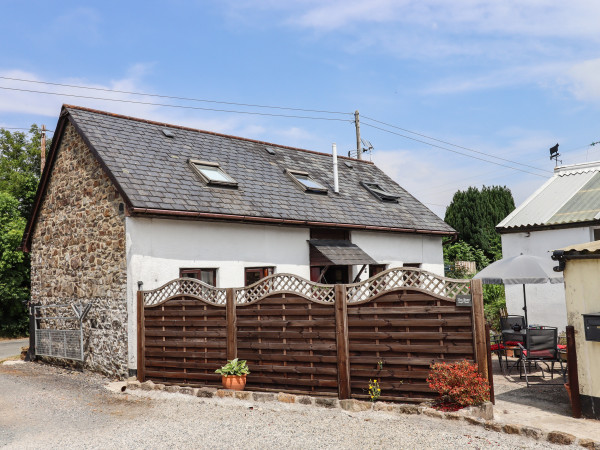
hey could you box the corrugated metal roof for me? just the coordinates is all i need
[559,240,600,254]
[547,172,600,224]
[497,169,597,229]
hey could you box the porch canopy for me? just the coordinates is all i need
[308,239,377,266]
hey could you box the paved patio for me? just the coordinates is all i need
[490,355,600,442]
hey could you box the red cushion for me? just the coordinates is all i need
[504,341,521,346]
[557,344,567,350]
[490,344,505,351]
[523,349,554,358]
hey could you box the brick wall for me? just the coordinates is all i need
[31,121,128,377]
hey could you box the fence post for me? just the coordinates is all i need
[566,325,581,418]
[470,279,488,380]
[136,290,145,382]
[335,284,351,399]
[226,288,237,361]
[25,303,36,362]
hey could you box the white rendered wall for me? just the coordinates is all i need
[563,258,600,402]
[125,217,446,370]
[501,226,594,330]
[125,217,311,370]
[351,231,445,280]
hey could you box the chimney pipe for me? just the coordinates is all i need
[332,143,339,193]
[40,125,46,173]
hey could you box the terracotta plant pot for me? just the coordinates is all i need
[221,374,247,391]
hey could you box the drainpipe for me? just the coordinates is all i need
[332,143,339,193]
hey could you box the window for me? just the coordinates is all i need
[369,264,387,278]
[189,159,237,187]
[361,181,399,203]
[286,169,327,193]
[245,267,274,286]
[403,263,421,268]
[592,227,600,241]
[180,268,217,287]
[309,265,349,284]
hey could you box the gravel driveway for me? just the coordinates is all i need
[0,361,577,449]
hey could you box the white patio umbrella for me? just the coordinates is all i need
[472,254,564,326]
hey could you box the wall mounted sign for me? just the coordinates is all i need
[456,294,473,307]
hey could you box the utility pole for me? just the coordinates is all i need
[40,125,46,173]
[354,110,361,160]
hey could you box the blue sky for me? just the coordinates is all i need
[1,1,600,218]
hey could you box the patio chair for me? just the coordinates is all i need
[518,327,563,387]
[489,333,506,374]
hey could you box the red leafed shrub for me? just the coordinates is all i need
[427,360,490,407]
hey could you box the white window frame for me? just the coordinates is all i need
[189,159,237,187]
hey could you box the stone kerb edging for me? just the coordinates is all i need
[125,380,598,448]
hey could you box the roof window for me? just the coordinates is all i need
[361,181,399,203]
[286,169,327,194]
[162,128,175,138]
[189,160,237,187]
[265,147,276,155]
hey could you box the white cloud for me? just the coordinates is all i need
[568,58,600,102]
[265,0,600,41]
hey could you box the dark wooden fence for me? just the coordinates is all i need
[138,269,486,401]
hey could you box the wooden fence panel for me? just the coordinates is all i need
[347,289,475,402]
[237,294,338,396]
[143,296,227,387]
[138,271,481,401]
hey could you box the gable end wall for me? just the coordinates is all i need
[31,121,128,377]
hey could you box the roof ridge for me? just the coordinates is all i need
[62,104,372,164]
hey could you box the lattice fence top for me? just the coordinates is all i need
[143,278,227,306]
[141,270,470,306]
[235,273,335,305]
[346,268,470,303]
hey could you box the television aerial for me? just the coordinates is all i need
[348,139,374,160]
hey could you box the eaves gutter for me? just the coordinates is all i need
[496,219,600,235]
[129,207,457,237]
[551,249,600,272]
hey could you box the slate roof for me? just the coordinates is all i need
[23,105,454,249]
[497,161,600,232]
[308,240,378,265]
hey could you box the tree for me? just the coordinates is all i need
[0,125,46,220]
[0,192,29,336]
[444,185,515,260]
[443,240,490,277]
[0,126,48,337]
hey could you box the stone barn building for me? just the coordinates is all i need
[22,105,455,378]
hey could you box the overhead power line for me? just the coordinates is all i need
[0,126,55,132]
[0,76,558,177]
[0,76,352,116]
[362,115,548,174]
[0,85,353,122]
[361,121,548,178]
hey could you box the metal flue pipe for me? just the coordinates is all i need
[332,143,339,193]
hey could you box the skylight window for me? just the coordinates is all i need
[361,181,399,203]
[189,159,237,187]
[286,169,328,194]
[162,128,175,138]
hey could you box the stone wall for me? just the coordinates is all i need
[30,121,128,378]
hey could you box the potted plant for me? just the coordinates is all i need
[215,358,250,390]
